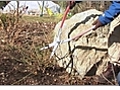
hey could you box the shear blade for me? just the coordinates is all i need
[50,43,59,59]
[40,41,56,51]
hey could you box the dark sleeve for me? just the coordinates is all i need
[75,1,82,3]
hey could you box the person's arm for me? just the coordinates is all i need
[92,1,120,30]
[98,1,120,25]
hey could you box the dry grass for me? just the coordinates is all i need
[0,13,58,75]
[21,15,62,23]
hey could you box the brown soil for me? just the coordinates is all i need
[0,21,117,85]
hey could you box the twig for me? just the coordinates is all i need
[11,73,32,85]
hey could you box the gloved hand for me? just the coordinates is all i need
[67,1,76,9]
[92,19,103,30]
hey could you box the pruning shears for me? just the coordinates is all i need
[40,5,70,59]
[40,3,96,59]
